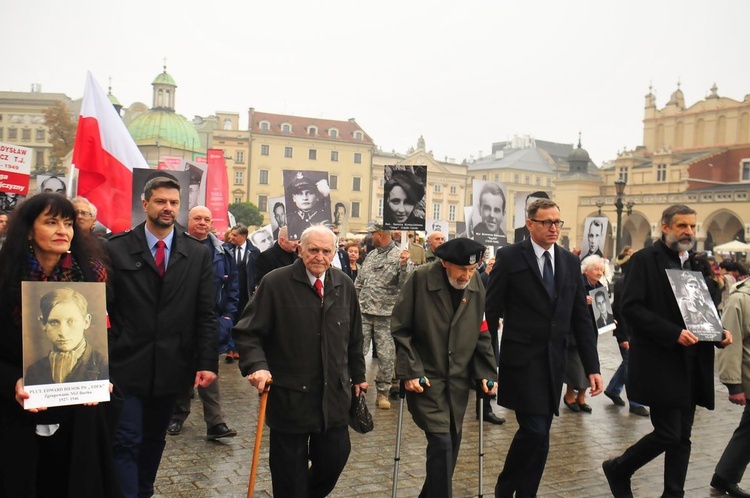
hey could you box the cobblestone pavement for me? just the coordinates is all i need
[155,337,747,497]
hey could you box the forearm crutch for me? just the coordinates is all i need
[478,380,494,498]
[392,380,407,498]
[392,377,427,498]
[247,380,272,498]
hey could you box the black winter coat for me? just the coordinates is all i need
[107,224,218,397]
[233,259,366,433]
[622,240,717,409]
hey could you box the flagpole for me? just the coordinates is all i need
[67,162,75,198]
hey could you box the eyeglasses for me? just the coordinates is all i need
[530,219,564,229]
[76,210,93,218]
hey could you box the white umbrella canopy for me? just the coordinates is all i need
[713,240,750,252]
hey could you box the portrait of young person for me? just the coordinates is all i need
[0,193,119,497]
[382,167,426,231]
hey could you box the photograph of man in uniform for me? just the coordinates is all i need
[24,284,108,386]
[581,217,607,259]
[514,191,549,242]
[269,197,286,241]
[668,270,724,341]
[283,170,331,241]
[472,180,508,247]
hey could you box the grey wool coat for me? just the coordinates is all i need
[392,261,497,433]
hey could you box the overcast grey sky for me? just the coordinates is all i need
[3,1,748,166]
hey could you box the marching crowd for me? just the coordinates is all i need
[0,179,749,498]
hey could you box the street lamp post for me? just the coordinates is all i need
[614,178,626,256]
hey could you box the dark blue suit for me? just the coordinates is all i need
[486,238,600,497]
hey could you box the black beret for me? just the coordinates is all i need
[435,238,486,265]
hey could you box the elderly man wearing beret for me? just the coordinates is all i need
[392,238,498,498]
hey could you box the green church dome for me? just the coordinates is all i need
[152,71,177,87]
[127,109,202,152]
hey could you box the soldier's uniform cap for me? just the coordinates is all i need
[435,238,486,265]
[367,222,387,233]
[287,172,315,193]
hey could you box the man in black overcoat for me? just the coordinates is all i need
[603,204,732,498]
[107,177,217,498]
[233,225,367,497]
[486,198,602,498]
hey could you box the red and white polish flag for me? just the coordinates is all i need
[72,72,148,233]
[480,313,489,333]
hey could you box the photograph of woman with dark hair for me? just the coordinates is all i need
[383,167,426,231]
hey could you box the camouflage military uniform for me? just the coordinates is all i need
[355,242,414,396]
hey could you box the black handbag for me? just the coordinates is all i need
[348,388,374,434]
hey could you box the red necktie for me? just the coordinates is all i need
[155,240,166,277]
[314,278,323,299]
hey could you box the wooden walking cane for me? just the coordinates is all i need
[247,379,272,498]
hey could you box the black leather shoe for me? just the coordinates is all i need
[207,423,237,440]
[711,474,750,497]
[577,402,593,413]
[629,405,650,417]
[604,390,626,406]
[483,412,506,425]
[167,420,182,436]
[564,398,580,412]
[602,459,633,498]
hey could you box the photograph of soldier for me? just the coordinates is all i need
[131,169,190,228]
[667,269,724,341]
[472,180,508,247]
[37,175,68,196]
[581,217,608,259]
[23,282,108,387]
[513,191,550,242]
[283,170,331,241]
[250,226,274,252]
[590,288,616,334]
[383,165,426,231]
[269,196,286,240]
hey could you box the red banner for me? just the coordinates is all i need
[0,142,32,195]
[206,149,229,233]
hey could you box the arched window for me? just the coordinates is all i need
[282,123,292,134]
[223,118,232,130]
[329,128,338,138]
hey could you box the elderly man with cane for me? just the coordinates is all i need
[233,225,367,498]
[392,237,497,497]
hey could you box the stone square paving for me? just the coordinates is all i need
[154,336,747,497]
